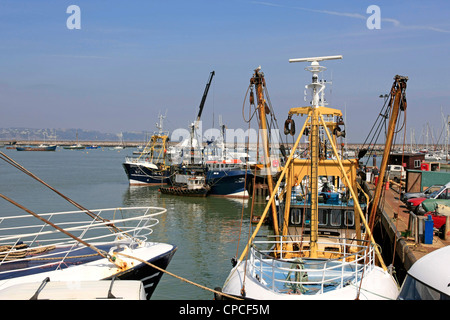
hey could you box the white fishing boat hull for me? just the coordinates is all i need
[220,236,399,300]
[0,206,176,300]
[0,241,176,299]
[222,261,399,300]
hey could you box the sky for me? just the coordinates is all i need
[0,0,449,144]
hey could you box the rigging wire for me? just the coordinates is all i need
[0,193,122,268]
[0,151,132,239]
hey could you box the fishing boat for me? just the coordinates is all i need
[205,159,252,198]
[63,144,85,150]
[63,131,85,150]
[123,114,171,186]
[167,140,252,198]
[0,151,177,300]
[159,174,210,197]
[16,144,57,152]
[0,204,177,300]
[203,117,253,198]
[164,71,252,198]
[218,56,399,300]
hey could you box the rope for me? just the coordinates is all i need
[0,243,102,262]
[115,252,242,300]
[349,282,396,300]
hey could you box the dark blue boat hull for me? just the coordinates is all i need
[206,169,253,198]
[106,245,177,299]
[122,162,171,185]
[16,145,57,151]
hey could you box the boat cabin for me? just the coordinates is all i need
[205,159,244,171]
[278,157,365,240]
[187,176,206,190]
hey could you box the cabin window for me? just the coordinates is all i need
[330,210,342,227]
[290,208,302,224]
[318,209,328,226]
[344,211,355,227]
[304,208,311,225]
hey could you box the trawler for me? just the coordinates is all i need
[159,71,252,198]
[218,56,399,300]
[123,114,171,186]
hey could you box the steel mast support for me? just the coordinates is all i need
[289,55,342,258]
[251,67,279,235]
[367,75,408,233]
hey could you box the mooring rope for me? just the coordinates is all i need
[115,251,242,300]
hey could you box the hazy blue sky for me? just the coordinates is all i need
[0,0,449,143]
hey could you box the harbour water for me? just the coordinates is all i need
[0,147,269,300]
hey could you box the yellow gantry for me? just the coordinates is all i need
[239,104,387,271]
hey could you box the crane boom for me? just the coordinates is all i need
[195,71,215,127]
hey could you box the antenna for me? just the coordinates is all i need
[156,110,167,134]
[289,55,342,108]
[289,55,343,63]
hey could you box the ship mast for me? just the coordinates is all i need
[289,55,342,258]
[250,67,279,235]
[367,75,408,233]
[237,57,387,270]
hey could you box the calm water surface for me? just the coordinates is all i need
[0,147,269,300]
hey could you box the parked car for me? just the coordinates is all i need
[416,198,450,215]
[386,164,406,182]
[407,197,428,212]
[401,184,443,203]
[407,182,450,213]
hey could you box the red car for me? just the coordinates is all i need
[406,197,426,211]
[407,182,450,213]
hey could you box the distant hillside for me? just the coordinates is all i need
[0,128,150,142]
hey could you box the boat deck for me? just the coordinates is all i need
[251,258,364,295]
[367,181,450,271]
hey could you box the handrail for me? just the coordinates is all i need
[247,236,376,295]
[0,207,164,243]
[0,207,165,269]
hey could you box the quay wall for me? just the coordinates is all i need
[1,140,418,153]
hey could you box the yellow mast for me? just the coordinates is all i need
[237,56,389,270]
[368,75,408,233]
[250,67,279,236]
[288,55,342,258]
[238,114,310,262]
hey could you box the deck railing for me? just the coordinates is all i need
[248,235,376,295]
[0,207,165,273]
